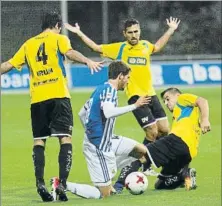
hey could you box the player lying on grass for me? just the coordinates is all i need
[50,60,151,199]
[113,87,211,192]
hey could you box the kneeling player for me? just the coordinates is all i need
[114,87,211,192]
[51,61,150,199]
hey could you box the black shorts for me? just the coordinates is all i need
[146,134,191,174]
[128,95,167,128]
[31,98,73,139]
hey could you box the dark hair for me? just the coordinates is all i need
[124,18,140,31]
[108,61,131,79]
[41,11,62,31]
[160,87,182,98]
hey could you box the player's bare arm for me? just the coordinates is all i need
[153,17,181,53]
[65,49,103,74]
[0,61,14,75]
[64,23,102,53]
[196,97,211,134]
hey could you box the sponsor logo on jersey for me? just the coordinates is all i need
[33,78,58,86]
[37,68,53,76]
[127,57,147,65]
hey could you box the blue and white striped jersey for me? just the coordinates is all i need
[84,82,118,151]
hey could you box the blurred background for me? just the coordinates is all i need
[1,1,222,59]
[1,1,222,90]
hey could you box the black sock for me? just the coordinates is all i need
[141,139,152,171]
[156,175,183,189]
[142,138,153,145]
[144,150,152,168]
[32,145,45,186]
[58,143,72,187]
[116,160,142,185]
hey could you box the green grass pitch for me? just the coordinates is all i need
[1,87,221,206]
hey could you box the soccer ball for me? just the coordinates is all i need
[125,172,148,195]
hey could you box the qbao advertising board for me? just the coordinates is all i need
[1,61,221,91]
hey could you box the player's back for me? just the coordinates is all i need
[22,31,71,103]
[85,83,118,151]
[26,32,65,73]
[171,93,201,158]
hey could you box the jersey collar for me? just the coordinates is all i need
[125,40,145,50]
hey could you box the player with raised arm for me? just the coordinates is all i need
[51,61,151,199]
[64,17,181,177]
[1,11,103,202]
[113,87,211,191]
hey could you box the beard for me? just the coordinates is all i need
[129,38,138,45]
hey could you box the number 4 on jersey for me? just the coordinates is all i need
[36,43,48,65]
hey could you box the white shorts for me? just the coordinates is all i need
[111,135,138,170]
[83,134,138,187]
[83,137,117,187]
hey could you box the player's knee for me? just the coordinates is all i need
[59,136,72,144]
[34,139,46,147]
[98,186,111,198]
[101,192,110,198]
[157,120,170,138]
[129,144,147,159]
[158,126,169,137]
[144,126,158,141]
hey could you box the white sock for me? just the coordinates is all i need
[66,182,101,199]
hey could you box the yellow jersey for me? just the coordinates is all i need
[171,93,201,158]
[9,31,72,104]
[101,40,155,99]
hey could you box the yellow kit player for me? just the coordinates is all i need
[1,11,103,202]
[114,87,211,192]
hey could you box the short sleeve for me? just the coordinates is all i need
[57,35,72,54]
[8,43,26,71]
[144,40,154,54]
[101,43,122,60]
[178,93,198,107]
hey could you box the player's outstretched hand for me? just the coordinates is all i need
[86,59,104,75]
[64,23,81,34]
[166,17,181,31]
[200,119,211,134]
[135,96,151,108]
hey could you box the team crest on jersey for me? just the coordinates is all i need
[142,49,148,55]
[127,57,147,65]
[106,92,112,98]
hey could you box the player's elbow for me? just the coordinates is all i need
[153,44,161,53]
[92,45,102,53]
[103,111,112,119]
[1,61,14,75]
[65,50,74,60]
